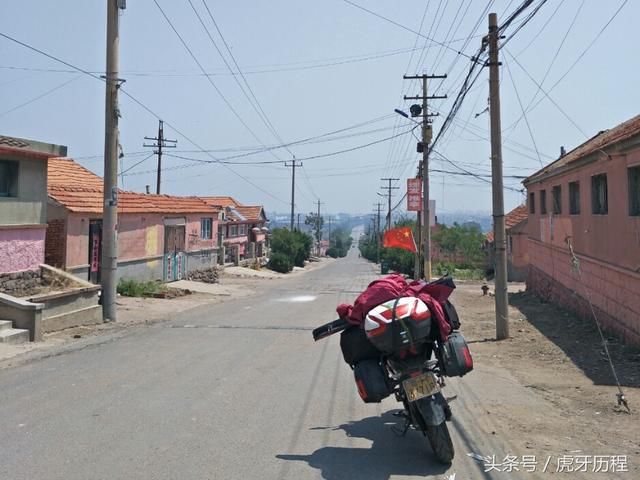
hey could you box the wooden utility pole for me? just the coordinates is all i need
[404,74,447,280]
[380,178,399,230]
[373,202,383,264]
[285,159,303,230]
[315,199,323,255]
[101,0,125,322]
[488,12,509,340]
[144,120,177,194]
[415,165,423,280]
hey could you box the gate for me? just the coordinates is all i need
[163,225,187,282]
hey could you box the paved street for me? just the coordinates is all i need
[1,250,556,480]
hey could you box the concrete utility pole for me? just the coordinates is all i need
[102,0,125,322]
[404,74,447,280]
[285,159,303,230]
[373,202,383,264]
[315,199,323,255]
[144,120,177,194]
[415,165,423,280]
[488,12,509,340]
[380,178,399,230]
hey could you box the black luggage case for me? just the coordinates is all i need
[438,331,473,377]
[353,359,392,403]
[340,326,380,365]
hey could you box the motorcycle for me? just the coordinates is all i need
[312,276,473,464]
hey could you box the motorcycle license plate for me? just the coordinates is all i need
[403,372,439,402]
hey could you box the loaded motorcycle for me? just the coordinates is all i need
[312,275,473,464]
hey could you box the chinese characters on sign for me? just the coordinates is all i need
[407,178,422,212]
[483,454,628,474]
[90,233,100,273]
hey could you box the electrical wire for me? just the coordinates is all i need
[0,75,81,118]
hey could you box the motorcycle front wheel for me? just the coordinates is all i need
[425,423,455,464]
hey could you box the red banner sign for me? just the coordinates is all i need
[407,178,422,211]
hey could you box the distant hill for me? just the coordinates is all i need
[437,211,492,233]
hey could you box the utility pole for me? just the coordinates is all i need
[144,120,177,195]
[375,202,382,264]
[315,199,323,255]
[488,12,509,340]
[404,73,447,280]
[380,178,399,230]
[101,0,125,322]
[415,165,423,280]
[327,215,332,247]
[297,213,300,231]
[285,159,303,230]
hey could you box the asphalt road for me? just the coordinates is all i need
[0,249,529,480]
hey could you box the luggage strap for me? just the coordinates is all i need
[391,298,414,352]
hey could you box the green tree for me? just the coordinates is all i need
[432,222,485,268]
[305,213,324,246]
[268,228,313,271]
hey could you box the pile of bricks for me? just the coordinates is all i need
[186,267,219,284]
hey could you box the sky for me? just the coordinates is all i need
[0,0,637,217]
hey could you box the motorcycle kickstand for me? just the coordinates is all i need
[391,411,412,437]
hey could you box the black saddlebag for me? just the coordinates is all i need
[340,326,380,365]
[353,359,392,403]
[443,300,461,330]
[438,331,473,377]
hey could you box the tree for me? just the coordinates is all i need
[268,228,313,271]
[329,228,353,257]
[305,213,324,247]
[432,222,485,268]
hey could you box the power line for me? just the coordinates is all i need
[0,75,81,118]
[0,29,290,205]
[152,0,280,160]
[342,0,475,60]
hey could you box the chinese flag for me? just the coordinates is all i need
[383,227,417,253]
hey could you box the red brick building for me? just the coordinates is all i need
[523,114,640,345]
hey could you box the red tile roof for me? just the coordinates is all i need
[48,158,219,215]
[525,114,640,184]
[485,204,527,243]
[234,205,265,222]
[200,196,240,208]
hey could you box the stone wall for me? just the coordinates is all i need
[0,270,43,297]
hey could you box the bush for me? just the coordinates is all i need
[269,228,312,271]
[117,279,167,297]
[326,247,339,258]
[268,252,293,273]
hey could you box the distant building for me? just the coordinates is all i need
[523,114,640,345]
[0,135,66,274]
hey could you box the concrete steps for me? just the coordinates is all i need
[0,320,30,344]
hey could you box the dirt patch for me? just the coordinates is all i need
[0,269,78,298]
[454,281,640,473]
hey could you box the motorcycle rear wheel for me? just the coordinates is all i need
[425,423,455,464]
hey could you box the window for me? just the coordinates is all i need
[0,160,19,197]
[540,189,547,214]
[200,218,212,239]
[591,174,608,214]
[552,185,562,214]
[629,166,640,216]
[569,181,580,214]
[230,225,238,237]
[529,192,535,214]
[239,224,246,236]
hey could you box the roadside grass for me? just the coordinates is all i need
[117,279,168,297]
[433,261,485,281]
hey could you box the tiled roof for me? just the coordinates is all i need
[525,114,640,184]
[505,204,527,230]
[48,158,219,215]
[48,157,104,189]
[234,205,264,222]
[200,196,240,208]
[485,204,527,243]
[0,135,66,160]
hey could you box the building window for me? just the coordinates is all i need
[230,225,238,237]
[591,174,608,214]
[540,189,547,214]
[629,166,640,216]
[552,185,562,214]
[0,160,19,197]
[529,192,535,214]
[201,218,212,239]
[569,181,580,214]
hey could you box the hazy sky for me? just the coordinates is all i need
[1,1,637,216]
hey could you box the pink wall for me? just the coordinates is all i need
[509,232,529,268]
[65,213,219,269]
[0,227,45,273]
[527,149,640,272]
[528,239,640,345]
